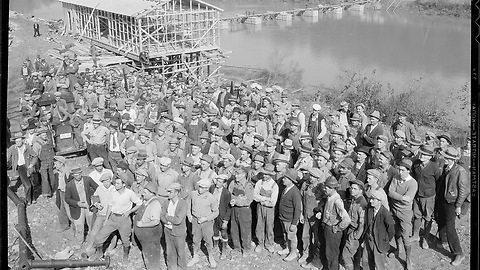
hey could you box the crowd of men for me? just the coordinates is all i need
[7,53,471,270]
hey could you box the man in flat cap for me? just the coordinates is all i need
[390,110,416,142]
[187,178,219,268]
[32,128,55,199]
[161,182,188,270]
[228,167,255,257]
[156,157,179,201]
[342,179,367,270]
[177,157,201,200]
[134,182,163,270]
[107,121,125,172]
[136,129,157,162]
[362,189,395,270]
[319,176,351,270]
[211,174,233,259]
[253,164,279,254]
[308,104,327,148]
[387,159,418,269]
[90,178,142,260]
[81,114,110,166]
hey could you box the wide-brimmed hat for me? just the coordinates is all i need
[407,136,422,146]
[200,154,213,164]
[137,150,148,160]
[12,132,25,140]
[144,182,159,194]
[355,146,370,156]
[262,164,276,176]
[71,165,82,174]
[253,154,266,164]
[437,134,452,145]
[441,147,459,160]
[199,131,210,140]
[182,157,195,167]
[284,168,298,183]
[124,124,136,133]
[396,159,412,170]
[418,144,435,156]
[324,176,339,189]
[274,154,290,164]
[369,110,381,120]
[350,113,361,121]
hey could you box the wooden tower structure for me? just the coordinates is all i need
[59,0,225,80]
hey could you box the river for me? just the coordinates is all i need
[9,0,470,105]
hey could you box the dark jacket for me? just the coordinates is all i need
[411,159,441,198]
[361,123,384,147]
[364,205,395,253]
[65,176,98,220]
[7,144,38,173]
[160,198,188,237]
[209,186,232,222]
[278,185,302,225]
[438,163,470,208]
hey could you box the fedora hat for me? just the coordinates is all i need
[12,132,25,140]
[407,136,422,146]
[182,157,195,167]
[355,146,370,156]
[437,134,452,145]
[396,159,412,170]
[274,154,290,164]
[190,141,202,149]
[124,124,136,133]
[349,179,365,190]
[199,131,210,140]
[71,165,82,174]
[253,154,266,164]
[418,144,435,156]
[262,164,276,176]
[200,154,213,164]
[144,182,159,194]
[137,150,148,160]
[369,110,381,120]
[441,147,459,160]
[282,139,294,150]
[284,168,298,183]
[350,113,361,121]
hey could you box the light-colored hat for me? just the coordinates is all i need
[441,147,459,160]
[99,173,112,182]
[369,110,381,120]
[159,157,172,166]
[166,182,182,191]
[394,130,406,139]
[54,156,66,163]
[91,157,104,166]
[126,146,138,154]
[135,168,149,177]
[198,178,212,188]
[312,104,321,111]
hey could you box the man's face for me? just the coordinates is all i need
[366,175,377,186]
[370,117,379,125]
[114,179,124,191]
[398,115,406,123]
[369,197,381,208]
[94,164,103,172]
[191,145,200,155]
[139,135,147,143]
[253,160,263,169]
[275,162,287,172]
[159,163,169,172]
[332,150,343,162]
[214,178,225,189]
[378,155,389,167]
[394,136,404,145]
[167,189,178,200]
[419,153,431,163]
[102,179,112,189]
[223,158,232,168]
[54,160,63,169]
[73,172,82,181]
[198,185,208,195]
[136,158,145,166]
[356,152,367,163]
[200,160,209,170]
[439,138,449,150]
[315,156,327,167]
[323,186,334,196]
[349,184,362,197]
[398,166,410,179]
[356,106,364,114]
[39,133,48,141]
[377,139,386,149]
[169,143,177,152]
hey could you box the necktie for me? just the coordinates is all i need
[112,133,118,149]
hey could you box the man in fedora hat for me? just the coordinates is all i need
[135,129,157,162]
[434,134,452,173]
[435,147,469,266]
[294,145,314,172]
[319,176,351,270]
[390,110,416,142]
[161,182,188,270]
[361,110,384,148]
[133,181,163,270]
[353,146,370,183]
[81,114,110,166]
[187,178,219,268]
[277,168,303,261]
[253,164,279,254]
[65,165,99,249]
[342,179,367,270]
[53,155,72,232]
[336,157,356,199]
[362,189,395,270]
[410,144,441,249]
[387,159,418,269]
[228,167,255,257]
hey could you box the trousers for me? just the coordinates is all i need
[323,224,343,270]
[191,217,214,254]
[164,227,187,270]
[94,214,132,248]
[256,204,275,248]
[231,206,252,251]
[437,202,463,255]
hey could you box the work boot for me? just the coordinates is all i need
[266,245,275,253]
[187,254,200,267]
[220,240,231,259]
[208,254,217,268]
[255,245,264,253]
[451,254,465,266]
[283,250,298,262]
[388,237,402,258]
[422,220,433,249]
[405,245,412,270]
[122,246,130,261]
[298,252,309,263]
[411,218,421,242]
[277,247,289,255]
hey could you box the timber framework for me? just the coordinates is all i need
[59,0,226,80]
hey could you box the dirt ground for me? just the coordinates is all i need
[7,10,471,270]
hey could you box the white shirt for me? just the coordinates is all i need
[109,132,121,152]
[17,145,26,166]
[165,199,179,229]
[94,185,115,216]
[111,188,142,215]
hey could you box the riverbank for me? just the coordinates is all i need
[405,0,471,18]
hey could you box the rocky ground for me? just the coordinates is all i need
[7,9,471,270]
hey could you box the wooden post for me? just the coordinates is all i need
[77,3,99,42]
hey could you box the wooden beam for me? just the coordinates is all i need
[77,3,99,42]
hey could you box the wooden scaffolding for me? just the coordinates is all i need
[60,0,225,80]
